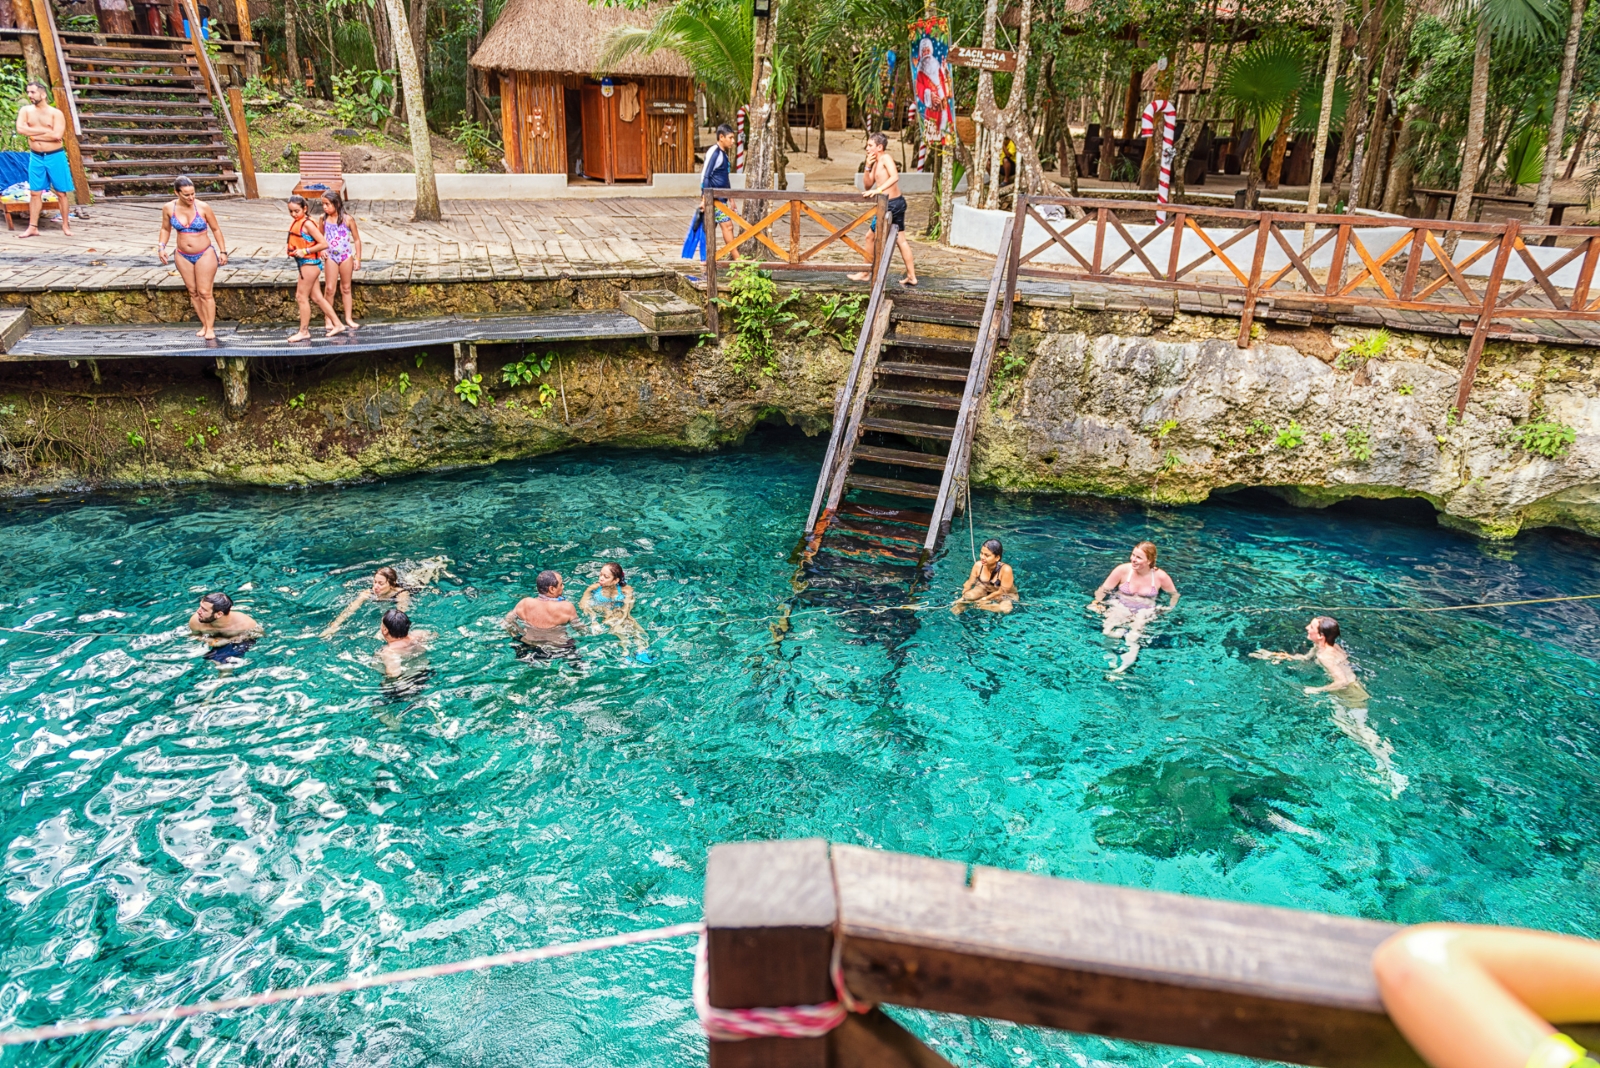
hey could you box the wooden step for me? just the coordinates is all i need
[82,141,229,153]
[876,360,969,381]
[63,43,195,58]
[882,333,974,354]
[840,503,933,527]
[853,445,948,470]
[86,157,233,171]
[822,533,924,561]
[832,516,926,545]
[844,473,941,500]
[869,389,963,411]
[71,84,208,96]
[89,172,237,186]
[893,301,984,327]
[859,416,954,440]
[71,75,205,89]
[66,55,197,67]
[82,125,225,136]
[68,65,201,77]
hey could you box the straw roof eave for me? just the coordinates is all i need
[469,0,693,78]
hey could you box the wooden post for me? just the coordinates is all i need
[29,0,91,206]
[1001,193,1027,338]
[234,0,259,81]
[789,198,801,264]
[9,0,49,87]
[1455,220,1519,416]
[226,86,258,198]
[704,839,951,1068]
[704,191,719,335]
[1235,215,1272,347]
[453,341,477,382]
[217,356,249,419]
[871,195,886,276]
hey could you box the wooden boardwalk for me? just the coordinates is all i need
[0,195,1595,347]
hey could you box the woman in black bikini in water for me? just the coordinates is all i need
[954,538,1017,614]
[156,176,228,340]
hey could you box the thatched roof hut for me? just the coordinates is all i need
[471,0,697,180]
[470,0,692,79]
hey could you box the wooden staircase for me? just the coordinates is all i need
[799,217,1015,581]
[61,32,237,197]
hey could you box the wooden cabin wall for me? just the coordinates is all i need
[498,71,697,177]
[641,75,695,175]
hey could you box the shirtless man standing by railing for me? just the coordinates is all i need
[15,81,74,239]
[847,132,917,287]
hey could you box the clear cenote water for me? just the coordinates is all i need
[2,431,1598,1067]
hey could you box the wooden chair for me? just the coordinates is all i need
[292,151,345,201]
[3,195,60,230]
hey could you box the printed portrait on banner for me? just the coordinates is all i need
[909,17,956,145]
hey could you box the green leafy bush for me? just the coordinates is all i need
[332,69,395,129]
[715,263,799,376]
[1508,420,1576,460]
[452,119,503,172]
[1336,328,1389,369]
[454,374,485,406]
[1273,421,1305,450]
[1344,426,1372,462]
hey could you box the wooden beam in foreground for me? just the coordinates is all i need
[703,840,1600,1068]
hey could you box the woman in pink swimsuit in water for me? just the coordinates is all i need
[1089,540,1179,674]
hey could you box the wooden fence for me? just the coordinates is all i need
[704,840,1600,1068]
[703,190,888,332]
[1001,196,1600,413]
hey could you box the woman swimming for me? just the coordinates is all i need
[320,191,362,332]
[580,562,649,657]
[156,176,228,340]
[285,195,344,342]
[1089,540,1179,674]
[321,566,415,638]
[953,539,1017,614]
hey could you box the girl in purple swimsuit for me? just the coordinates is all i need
[156,176,229,340]
[1089,540,1179,674]
[319,191,362,331]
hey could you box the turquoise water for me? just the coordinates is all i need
[2,433,1599,1067]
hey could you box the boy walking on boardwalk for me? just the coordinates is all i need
[848,132,917,287]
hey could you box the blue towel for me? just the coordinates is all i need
[682,210,705,261]
[0,152,30,190]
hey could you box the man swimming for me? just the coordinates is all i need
[188,591,261,660]
[375,608,426,678]
[1253,616,1408,797]
[506,570,579,659]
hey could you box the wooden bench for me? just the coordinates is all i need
[3,195,61,230]
[704,840,1600,1068]
[292,151,344,201]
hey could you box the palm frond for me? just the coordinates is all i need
[599,0,753,116]
[1216,40,1308,133]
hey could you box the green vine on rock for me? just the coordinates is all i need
[715,262,799,377]
[1507,420,1576,460]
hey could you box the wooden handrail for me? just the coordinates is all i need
[706,188,888,289]
[181,0,236,141]
[34,0,80,137]
[801,221,899,544]
[704,840,1600,1068]
[922,216,1014,555]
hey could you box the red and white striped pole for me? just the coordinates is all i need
[1139,99,1178,221]
[734,106,747,172]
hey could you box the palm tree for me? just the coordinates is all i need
[1449,0,1561,224]
[600,0,754,119]
[1532,0,1587,222]
[1217,40,1307,209]
[383,0,439,222]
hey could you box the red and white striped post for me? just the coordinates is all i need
[1139,99,1178,221]
[909,102,927,171]
[734,106,748,172]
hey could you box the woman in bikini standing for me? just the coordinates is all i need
[320,191,362,332]
[1089,540,1179,674]
[156,176,229,340]
[285,195,344,342]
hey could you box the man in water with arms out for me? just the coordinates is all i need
[375,608,426,678]
[15,81,74,239]
[505,570,579,658]
[1254,615,1407,797]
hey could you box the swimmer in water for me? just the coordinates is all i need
[506,570,579,659]
[1253,616,1408,797]
[580,562,648,657]
[188,591,261,660]
[322,566,410,638]
[374,608,427,678]
[1088,540,1178,674]
[953,539,1017,614]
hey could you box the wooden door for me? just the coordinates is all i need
[580,85,608,181]
[611,82,648,180]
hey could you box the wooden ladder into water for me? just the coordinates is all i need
[799,218,1016,573]
[60,31,237,197]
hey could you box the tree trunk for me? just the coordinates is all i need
[382,0,439,221]
[1564,101,1596,180]
[1303,5,1342,235]
[1532,0,1586,222]
[744,0,778,215]
[969,0,1000,207]
[408,0,428,84]
[1332,0,1379,210]
[285,5,299,93]
[1381,107,1423,214]
[1451,16,1491,223]
[1264,101,1294,188]
[9,0,50,87]
[815,94,829,160]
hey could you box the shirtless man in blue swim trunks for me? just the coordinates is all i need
[188,592,262,661]
[15,81,74,239]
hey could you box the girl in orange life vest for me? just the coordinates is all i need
[284,195,345,342]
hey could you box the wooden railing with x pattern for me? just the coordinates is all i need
[1002,195,1600,412]
[702,190,888,333]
